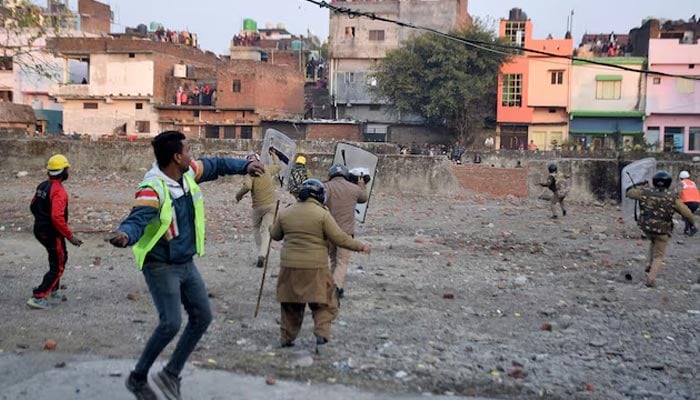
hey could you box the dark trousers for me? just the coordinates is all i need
[33,230,67,299]
[683,202,698,233]
[134,261,212,378]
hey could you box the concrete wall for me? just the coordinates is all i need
[528,58,571,108]
[78,0,111,35]
[9,138,700,201]
[0,138,449,195]
[62,100,158,136]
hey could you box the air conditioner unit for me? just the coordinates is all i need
[173,64,186,78]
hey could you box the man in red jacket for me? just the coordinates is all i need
[27,154,83,309]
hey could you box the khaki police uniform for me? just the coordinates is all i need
[324,176,368,290]
[236,156,281,259]
[270,198,365,343]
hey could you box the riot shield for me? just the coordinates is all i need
[332,143,379,223]
[261,129,297,189]
[621,158,656,223]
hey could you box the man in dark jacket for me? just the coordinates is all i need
[27,154,83,310]
[109,131,264,400]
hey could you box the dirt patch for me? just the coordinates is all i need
[0,171,698,399]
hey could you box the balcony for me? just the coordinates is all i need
[52,83,90,98]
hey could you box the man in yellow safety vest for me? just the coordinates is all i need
[109,131,264,400]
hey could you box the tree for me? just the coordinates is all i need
[0,0,74,81]
[371,20,509,145]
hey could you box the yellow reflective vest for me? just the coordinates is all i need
[132,173,205,269]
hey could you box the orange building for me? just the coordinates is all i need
[496,8,573,150]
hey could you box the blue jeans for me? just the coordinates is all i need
[134,261,212,377]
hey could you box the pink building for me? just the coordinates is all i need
[646,38,700,153]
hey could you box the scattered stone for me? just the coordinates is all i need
[127,292,138,301]
[507,369,526,379]
[513,275,528,287]
[590,225,608,234]
[442,293,454,300]
[593,233,608,241]
[589,339,607,348]
[585,383,595,392]
[265,376,276,385]
[394,370,408,379]
[540,323,552,331]
[292,355,314,368]
[43,339,57,351]
[15,171,28,178]
[54,361,66,368]
[109,371,122,377]
[497,281,506,290]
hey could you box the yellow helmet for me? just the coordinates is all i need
[295,155,307,165]
[47,154,70,172]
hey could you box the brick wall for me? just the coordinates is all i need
[78,0,111,35]
[306,124,361,141]
[452,164,529,197]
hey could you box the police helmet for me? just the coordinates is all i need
[298,179,326,203]
[547,163,558,173]
[328,164,349,180]
[246,152,260,162]
[679,170,690,179]
[652,170,672,189]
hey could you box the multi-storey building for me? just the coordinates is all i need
[48,36,304,139]
[569,57,646,150]
[328,0,470,141]
[496,8,573,150]
[0,0,111,134]
[645,38,700,152]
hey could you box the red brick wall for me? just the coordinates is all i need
[217,61,304,117]
[268,51,303,72]
[451,164,528,197]
[306,124,360,141]
[78,0,111,35]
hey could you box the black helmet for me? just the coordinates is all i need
[548,163,558,173]
[328,164,349,180]
[299,179,326,203]
[652,170,672,189]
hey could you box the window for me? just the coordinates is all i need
[135,103,143,110]
[677,77,695,94]
[83,102,98,109]
[128,53,135,58]
[369,30,385,41]
[595,81,622,100]
[240,126,253,139]
[344,72,355,84]
[550,70,564,85]
[344,26,356,39]
[232,79,241,92]
[504,21,526,47]
[689,127,700,151]
[135,121,150,133]
[193,110,200,117]
[501,74,522,107]
[0,90,13,102]
[0,56,12,71]
[653,77,661,85]
[223,126,236,139]
[690,64,696,69]
[664,127,684,152]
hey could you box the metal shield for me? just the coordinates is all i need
[261,129,297,189]
[332,143,379,223]
[621,157,656,222]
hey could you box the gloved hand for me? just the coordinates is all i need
[362,174,371,184]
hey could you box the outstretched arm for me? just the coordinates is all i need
[192,158,265,184]
[110,188,160,247]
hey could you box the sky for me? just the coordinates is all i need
[86,0,698,54]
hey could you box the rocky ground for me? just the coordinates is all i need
[0,170,698,400]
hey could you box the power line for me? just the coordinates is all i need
[305,0,700,81]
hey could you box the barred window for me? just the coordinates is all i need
[501,74,522,107]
